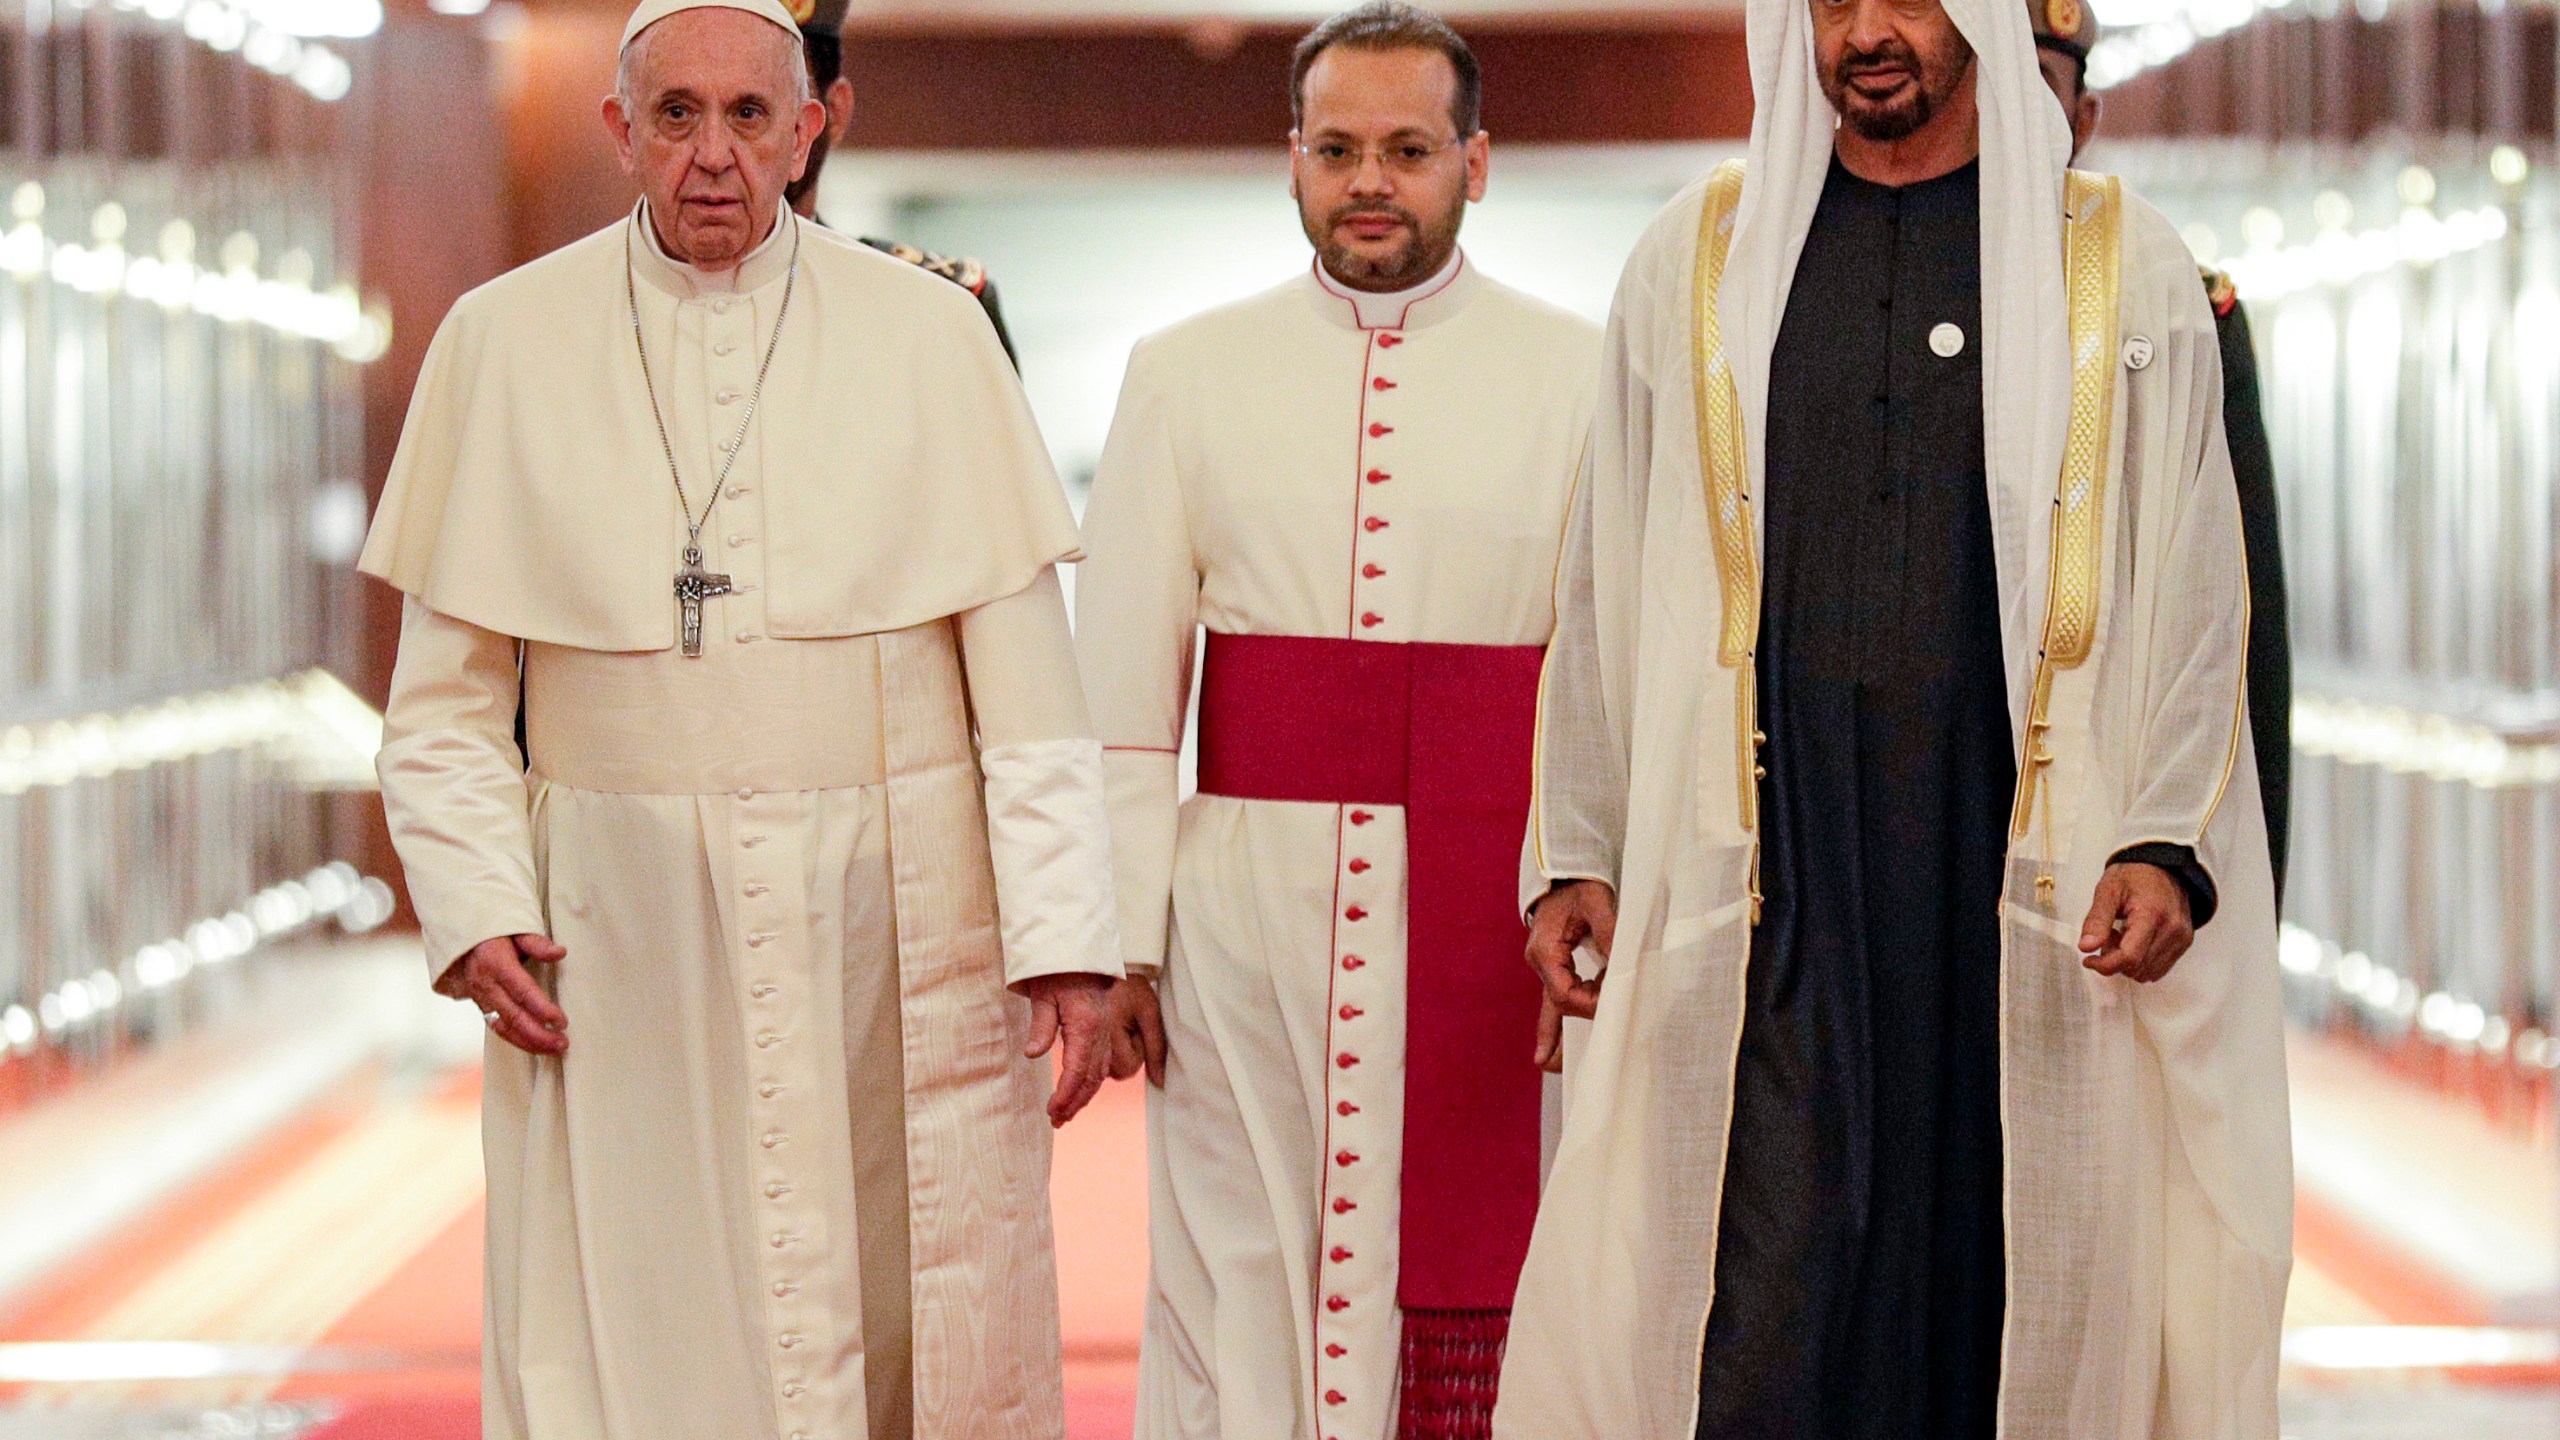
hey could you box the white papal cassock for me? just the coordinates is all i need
[366,208,1120,1440]
[1493,0,2292,1433]
[1076,255,1598,1440]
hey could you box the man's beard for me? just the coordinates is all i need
[786,124,832,214]
[1822,35,1974,142]
[1302,196,1463,292]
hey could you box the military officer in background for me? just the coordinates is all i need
[2034,0,2293,897]
[784,0,1018,366]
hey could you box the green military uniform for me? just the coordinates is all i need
[2033,0,2291,897]
[2203,266,2291,898]
[786,0,1019,369]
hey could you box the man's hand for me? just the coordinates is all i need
[1019,972,1115,1127]
[1526,880,1616,1073]
[1103,974,1169,1088]
[436,933,570,1057]
[2079,862,2194,984]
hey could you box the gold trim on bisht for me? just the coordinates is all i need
[1691,158,1763,921]
[2011,168,2125,863]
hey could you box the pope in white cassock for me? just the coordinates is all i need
[1074,6,1599,1439]
[360,2,1123,1435]
[1497,0,2291,1433]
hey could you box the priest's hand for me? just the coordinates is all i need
[438,933,570,1057]
[1103,975,1169,1088]
[1020,972,1115,1127]
[1527,880,1616,1073]
[2079,862,2194,984]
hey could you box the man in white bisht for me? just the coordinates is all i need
[1074,5,1599,1437]
[1496,0,2290,1432]
[361,1,1122,1434]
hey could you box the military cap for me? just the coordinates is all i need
[2028,0,2100,62]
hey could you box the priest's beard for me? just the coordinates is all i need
[1304,194,1464,292]
[1821,33,1975,142]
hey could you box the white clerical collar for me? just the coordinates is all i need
[1311,248,1466,331]
[630,201,796,299]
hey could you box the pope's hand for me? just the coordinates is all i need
[1020,972,1115,1127]
[438,933,570,1057]
[1526,880,1616,1074]
[2078,862,2194,984]
[1103,974,1168,1088]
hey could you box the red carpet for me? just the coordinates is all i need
[307,1397,481,1438]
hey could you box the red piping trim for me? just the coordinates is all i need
[1307,251,1468,332]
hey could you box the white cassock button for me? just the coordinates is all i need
[717,388,741,405]
[736,632,761,644]
[715,341,738,357]
[756,1031,780,1048]
[759,1083,782,1099]
[765,1180,791,1197]
[782,1382,805,1398]
[719,437,737,453]
[748,932,775,948]
[736,787,755,801]
[761,1130,786,1148]
[777,1333,803,1350]
[751,983,777,999]
[2123,334,2155,370]
[771,1279,796,1294]
[771,1232,792,1248]
[743,835,767,848]
[728,534,752,548]
[1929,322,1965,358]
[745,883,770,898]
[711,298,733,314]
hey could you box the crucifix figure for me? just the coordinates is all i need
[674,544,732,657]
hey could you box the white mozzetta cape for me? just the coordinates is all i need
[360,210,1080,651]
[1495,0,2292,1433]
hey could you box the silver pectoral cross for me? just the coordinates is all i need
[673,545,732,657]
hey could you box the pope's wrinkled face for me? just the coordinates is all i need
[1289,45,1488,292]
[1809,0,1976,143]
[605,9,826,270]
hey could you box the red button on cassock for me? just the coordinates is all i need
[1331,1246,1354,1263]
[1333,1196,1358,1213]
[1365,469,1390,484]
[1348,858,1371,873]
[1363,517,1390,532]
[1326,1343,1348,1358]
[1335,1054,1361,1070]
[1339,1004,1363,1021]
[1349,810,1374,825]
[1335,1148,1359,1165]
[1361,564,1385,578]
[1326,1390,1348,1406]
[1360,612,1383,629]
[1341,955,1365,970]
[1337,1100,1360,1115]
[1327,1295,1351,1312]
[1372,377,1397,391]
[1378,333,1404,347]
[1344,905,1368,921]
[1367,422,1393,437]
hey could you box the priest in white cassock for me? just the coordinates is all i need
[361,1,1122,1435]
[1496,0,2291,1432]
[1073,5,1598,1438]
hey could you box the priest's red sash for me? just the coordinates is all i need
[1194,631,1547,1315]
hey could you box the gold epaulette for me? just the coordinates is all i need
[862,237,991,297]
[2200,263,2238,318]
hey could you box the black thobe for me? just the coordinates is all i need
[1693,158,2010,1440]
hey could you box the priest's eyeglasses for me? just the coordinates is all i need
[1295,136,1467,175]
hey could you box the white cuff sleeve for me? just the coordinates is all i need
[980,736,1126,988]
